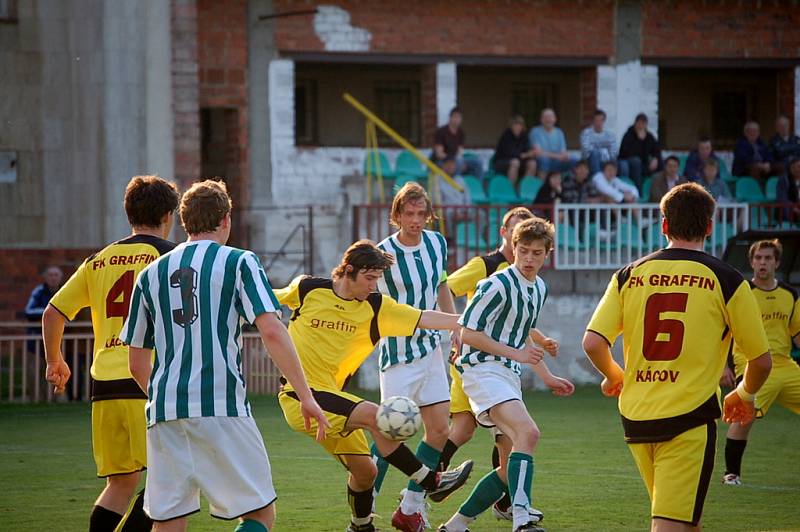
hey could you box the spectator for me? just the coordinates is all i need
[684,137,721,182]
[769,115,800,174]
[732,121,774,181]
[700,159,732,202]
[775,159,800,222]
[592,161,639,204]
[25,266,63,322]
[492,115,537,187]
[618,113,662,190]
[580,109,618,175]
[438,158,471,206]
[432,107,482,178]
[649,156,687,203]
[533,171,563,206]
[561,160,602,204]
[530,108,575,177]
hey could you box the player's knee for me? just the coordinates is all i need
[107,471,140,494]
[352,460,378,486]
[517,424,540,450]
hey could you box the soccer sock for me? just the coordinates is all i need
[347,485,374,526]
[507,452,535,529]
[443,512,474,532]
[370,442,390,497]
[383,444,437,491]
[492,445,511,512]
[233,519,268,532]
[457,469,507,518]
[117,489,153,532]
[406,440,442,493]
[88,505,122,532]
[438,438,459,471]
[725,437,748,476]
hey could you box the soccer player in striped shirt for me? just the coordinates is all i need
[439,217,574,532]
[43,175,179,532]
[121,180,329,532]
[371,183,459,530]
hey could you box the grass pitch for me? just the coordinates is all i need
[0,386,797,531]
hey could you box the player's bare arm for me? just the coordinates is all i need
[582,331,624,397]
[461,326,544,365]
[42,304,71,393]
[529,358,575,396]
[129,346,152,393]
[723,351,772,425]
[417,309,460,331]
[254,312,330,441]
[529,328,558,357]
[438,282,461,350]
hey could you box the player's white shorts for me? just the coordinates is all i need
[460,361,522,428]
[144,416,276,521]
[380,346,450,407]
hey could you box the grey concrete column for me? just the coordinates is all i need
[436,62,457,126]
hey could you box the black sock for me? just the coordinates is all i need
[347,485,374,519]
[491,444,501,469]
[492,443,511,510]
[725,437,748,476]
[384,444,437,490]
[118,489,153,532]
[438,439,459,471]
[89,505,123,532]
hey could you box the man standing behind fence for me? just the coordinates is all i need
[42,175,179,532]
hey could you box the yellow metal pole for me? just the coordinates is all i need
[364,121,373,204]
[368,122,385,203]
[343,92,463,192]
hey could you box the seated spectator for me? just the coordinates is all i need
[438,158,471,206]
[700,159,732,202]
[732,121,775,181]
[618,113,662,190]
[493,115,537,187]
[649,156,687,203]
[533,171,563,205]
[432,107,482,178]
[684,137,721,182]
[561,160,602,203]
[777,158,800,204]
[530,108,576,177]
[769,115,800,174]
[592,161,639,204]
[25,266,63,322]
[580,109,618,175]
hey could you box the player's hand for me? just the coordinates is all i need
[301,398,331,442]
[719,366,736,389]
[600,375,623,397]
[450,328,462,355]
[45,358,71,394]
[544,375,575,396]
[448,346,460,365]
[539,337,559,357]
[513,344,545,365]
[723,389,755,425]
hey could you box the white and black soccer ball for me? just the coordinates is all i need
[375,395,422,441]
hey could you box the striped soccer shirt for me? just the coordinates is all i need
[377,230,448,370]
[456,265,547,375]
[120,240,279,426]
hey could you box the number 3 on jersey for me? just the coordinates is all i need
[643,292,689,361]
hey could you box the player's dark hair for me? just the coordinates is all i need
[660,182,715,242]
[512,217,555,252]
[748,239,782,262]
[593,109,606,119]
[332,239,395,280]
[665,155,680,166]
[603,160,617,171]
[124,175,179,228]
[574,159,589,170]
[390,182,435,228]
[703,158,719,169]
[449,107,461,117]
[179,179,232,235]
[502,206,533,228]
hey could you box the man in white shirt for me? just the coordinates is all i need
[592,161,639,204]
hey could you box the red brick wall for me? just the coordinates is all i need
[172,0,202,189]
[274,0,615,58]
[579,67,597,127]
[421,65,437,147]
[641,0,800,58]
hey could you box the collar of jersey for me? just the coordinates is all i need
[508,264,536,288]
[390,232,425,252]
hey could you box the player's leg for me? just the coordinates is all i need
[343,454,378,531]
[152,517,188,532]
[439,366,477,471]
[235,504,275,532]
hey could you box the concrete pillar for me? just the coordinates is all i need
[436,62,457,126]
[795,66,800,136]
[267,59,294,199]
[144,0,174,186]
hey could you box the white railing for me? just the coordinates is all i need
[552,203,749,270]
[0,323,281,403]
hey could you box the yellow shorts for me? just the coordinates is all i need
[278,388,370,465]
[449,364,473,416]
[91,399,147,477]
[736,356,800,418]
[627,422,715,526]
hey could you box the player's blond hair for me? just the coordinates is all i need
[332,239,395,280]
[512,217,555,252]
[502,206,533,228]
[749,239,782,262]
[390,182,435,228]
[179,179,232,235]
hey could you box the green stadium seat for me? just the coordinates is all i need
[718,159,735,183]
[617,222,647,250]
[678,154,688,175]
[640,177,653,203]
[363,150,395,178]
[644,221,667,248]
[519,176,543,203]
[462,176,489,205]
[735,177,765,203]
[393,174,423,194]
[619,176,637,190]
[766,176,779,201]
[395,150,428,179]
[487,176,521,204]
[556,223,583,250]
[456,221,488,249]
[705,223,735,252]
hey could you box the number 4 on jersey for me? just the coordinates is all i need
[106,270,135,321]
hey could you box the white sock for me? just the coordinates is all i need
[512,504,530,529]
[409,465,431,485]
[400,489,425,515]
[351,515,371,526]
[443,512,474,532]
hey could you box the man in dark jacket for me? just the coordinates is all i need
[732,121,775,181]
[769,115,800,174]
[684,137,721,182]
[618,113,662,190]
[25,266,63,322]
[492,115,537,187]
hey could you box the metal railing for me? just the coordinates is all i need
[0,322,281,403]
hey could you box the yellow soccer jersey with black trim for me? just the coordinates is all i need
[733,281,800,366]
[587,248,769,442]
[449,250,509,300]
[275,276,422,390]
[49,234,174,395]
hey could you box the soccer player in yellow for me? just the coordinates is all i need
[274,240,473,532]
[42,175,180,532]
[723,239,800,485]
[582,183,773,531]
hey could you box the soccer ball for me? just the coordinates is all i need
[375,396,422,441]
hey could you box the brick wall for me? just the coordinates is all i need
[641,0,800,59]
[579,67,597,127]
[274,0,615,58]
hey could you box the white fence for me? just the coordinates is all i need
[552,203,749,269]
[0,323,281,403]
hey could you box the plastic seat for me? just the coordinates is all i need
[706,223,735,252]
[640,177,653,203]
[364,151,395,178]
[644,222,667,248]
[462,176,489,205]
[619,176,637,190]
[395,150,428,179]
[735,177,765,203]
[718,159,735,183]
[766,176,779,201]
[456,221,488,250]
[678,154,688,175]
[393,174,422,194]
[487,176,521,204]
[557,224,583,250]
[617,222,647,250]
[519,176,543,203]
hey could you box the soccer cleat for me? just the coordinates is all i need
[492,503,544,523]
[514,522,546,532]
[428,460,473,503]
[346,521,378,532]
[722,473,742,486]
[391,507,427,532]
[436,526,468,532]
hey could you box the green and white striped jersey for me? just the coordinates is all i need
[455,265,547,375]
[120,240,279,426]
[377,230,448,370]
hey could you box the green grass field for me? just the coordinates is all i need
[1,387,797,531]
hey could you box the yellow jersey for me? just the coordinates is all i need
[587,248,769,442]
[448,250,509,300]
[733,281,800,365]
[275,276,422,390]
[49,234,174,399]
